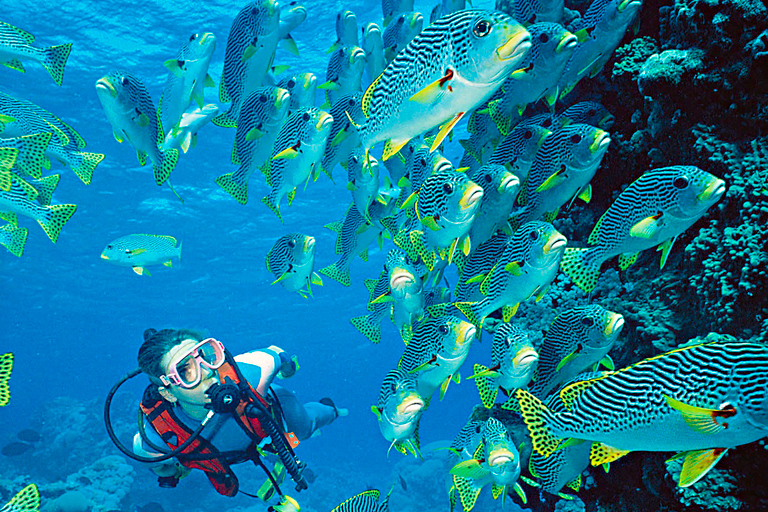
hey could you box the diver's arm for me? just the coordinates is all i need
[234,346,297,396]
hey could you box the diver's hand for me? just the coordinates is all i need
[277,355,299,379]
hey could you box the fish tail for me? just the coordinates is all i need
[472,364,498,409]
[0,352,13,405]
[453,301,485,332]
[559,247,599,293]
[15,132,52,179]
[488,98,512,137]
[350,314,382,344]
[0,225,28,257]
[154,148,179,186]
[261,193,283,222]
[211,109,238,128]
[42,43,72,86]
[215,172,249,204]
[72,151,105,185]
[319,261,351,287]
[34,174,60,205]
[38,203,77,243]
[452,474,482,512]
[515,388,562,458]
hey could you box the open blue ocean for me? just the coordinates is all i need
[2,0,767,510]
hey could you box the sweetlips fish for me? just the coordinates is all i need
[396,142,452,206]
[466,164,521,248]
[266,232,322,297]
[214,0,281,128]
[351,268,392,344]
[0,223,27,257]
[0,174,75,243]
[95,71,179,185]
[382,0,415,26]
[216,86,291,204]
[362,22,386,84]
[329,10,359,53]
[513,123,611,226]
[162,103,219,153]
[276,1,306,56]
[495,0,564,24]
[100,234,181,276]
[347,147,382,222]
[487,123,551,184]
[454,232,510,301]
[19,173,60,206]
[449,420,486,461]
[159,32,216,135]
[0,133,51,179]
[331,489,391,512]
[558,101,614,129]
[457,109,503,171]
[517,341,768,487]
[470,323,539,408]
[382,11,424,65]
[356,9,532,161]
[556,0,643,100]
[528,431,591,497]
[372,367,425,456]
[1,484,38,512]
[450,417,526,510]
[0,92,104,185]
[320,93,365,180]
[276,72,317,111]
[0,352,11,406]
[560,165,726,292]
[398,313,476,400]
[529,305,623,399]
[0,21,71,86]
[431,0,467,23]
[485,23,579,135]
[261,107,334,221]
[382,138,421,188]
[320,45,367,107]
[396,168,483,271]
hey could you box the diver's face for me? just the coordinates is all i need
[160,339,219,409]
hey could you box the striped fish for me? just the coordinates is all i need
[95,71,178,185]
[495,0,564,28]
[100,234,181,276]
[320,45,366,107]
[449,420,486,461]
[361,22,385,85]
[386,248,428,343]
[276,72,316,111]
[514,123,611,227]
[161,103,219,154]
[529,305,623,399]
[528,435,591,497]
[397,142,452,205]
[0,92,103,185]
[470,323,539,408]
[372,367,425,456]
[431,0,467,23]
[517,341,768,487]
[266,233,322,297]
[466,164,521,248]
[216,86,290,204]
[276,1,306,56]
[159,32,216,135]
[382,11,423,65]
[0,174,75,243]
[214,0,280,127]
[328,10,359,53]
[357,9,532,161]
[347,147,381,222]
[382,0,415,26]
[331,489,391,512]
[398,314,476,400]
[0,132,50,179]
[320,93,365,180]
[558,101,615,130]
[560,166,726,292]
[19,173,60,206]
[487,123,551,184]
[0,21,71,85]
[261,107,333,221]
[0,222,27,257]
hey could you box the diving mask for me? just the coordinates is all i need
[160,338,226,388]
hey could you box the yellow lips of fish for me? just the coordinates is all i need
[275,88,290,109]
[198,32,215,45]
[513,347,539,368]
[390,268,416,290]
[303,235,315,252]
[100,252,110,260]
[497,172,520,194]
[542,233,567,255]
[487,447,516,467]
[589,129,611,153]
[316,111,334,131]
[410,13,424,29]
[556,32,579,54]
[95,77,117,98]
[604,312,625,337]
[459,183,484,210]
[396,393,425,416]
[457,321,477,347]
[495,26,532,62]
[618,0,641,12]
[697,178,726,202]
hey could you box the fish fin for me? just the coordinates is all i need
[577,183,592,203]
[215,172,249,204]
[430,111,466,152]
[279,34,299,56]
[245,127,263,141]
[0,225,28,257]
[472,363,499,408]
[273,146,300,160]
[504,261,523,276]
[617,252,639,270]
[2,58,25,73]
[560,247,599,293]
[421,215,440,231]
[453,301,485,332]
[535,168,567,192]
[450,459,489,480]
[555,349,580,372]
[153,148,179,185]
[330,127,347,147]
[409,69,456,104]
[452,474,482,512]
[37,203,77,243]
[42,43,72,85]
[0,352,14,405]
[370,292,395,304]
[590,442,631,466]
[319,261,351,287]
[383,138,411,162]
[664,395,734,435]
[271,271,293,285]
[675,448,728,487]
[350,315,382,344]
[566,474,582,491]
[500,393,521,413]
[502,303,519,322]
[516,389,562,457]
[2,484,39,511]
[163,260,173,268]
[657,236,677,269]
[261,194,283,222]
[311,272,323,286]
[163,58,184,76]
[132,266,151,276]
[211,110,238,128]
[630,213,663,239]
[204,74,215,88]
[180,132,193,153]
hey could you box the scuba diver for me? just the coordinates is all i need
[104,328,347,511]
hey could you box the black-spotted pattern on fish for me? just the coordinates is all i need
[0,174,75,243]
[0,21,72,86]
[373,367,424,456]
[560,166,726,292]
[322,46,366,106]
[0,133,51,180]
[398,144,452,208]
[276,72,317,111]
[321,93,364,180]
[382,12,424,65]
[529,438,590,496]
[455,232,512,301]
[494,0,564,24]
[266,232,322,297]
[0,223,28,257]
[331,489,391,512]
[449,419,485,460]
[488,124,550,184]
[517,341,768,487]
[351,269,391,344]
[529,305,623,399]
[0,352,13,406]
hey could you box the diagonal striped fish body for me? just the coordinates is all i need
[490,323,539,392]
[382,0,415,26]
[266,233,317,294]
[495,0,564,29]
[519,341,768,457]
[323,45,366,106]
[488,123,551,184]
[556,0,643,100]
[333,10,359,50]
[95,71,178,185]
[560,166,726,292]
[431,0,467,23]
[277,2,306,45]
[0,174,76,243]
[400,143,452,200]
[515,123,610,226]
[348,147,380,220]
[277,72,317,111]
[374,367,424,449]
[466,164,520,247]
[399,314,476,399]
[382,12,424,66]
[0,21,72,86]
[450,420,486,461]
[321,93,364,180]
[529,436,591,495]
[530,305,623,399]
[358,9,532,155]
[160,32,217,134]
[331,489,391,512]
[18,173,60,206]
[455,232,511,300]
[100,234,181,270]
[387,248,427,337]
[558,101,615,130]
[0,92,103,185]
[217,0,280,125]
[262,107,333,220]
[457,111,501,171]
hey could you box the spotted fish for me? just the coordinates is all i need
[331,489,391,512]
[0,21,71,85]
[558,101,615,129]
[162,103,219,154]
[0,223,27,257]
[518,341,768,487]
[329,10,359,53]
[357,9,532,161]
[320,93,365,180]
[352,268,392,344]
[216,86,290,204]
[95,71,179,185]
[466,164,521,248]
[0,174,75,243]
[529,305,623,398]
[100,234,181,276]
[261,107,333,221]
[319,45,367,107]
[0,352,12,406]
[560,165,726,292]
[382,0,415,26]
[19,173,59,206]
[385,248,428,343]
[372,367,425,456]
[347,147,383,223]
[266,233,322,297]
[1,483,38,512]
[0,133,51,180]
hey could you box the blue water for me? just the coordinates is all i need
[0,0,519,510]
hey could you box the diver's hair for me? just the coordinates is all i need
[138,328,207,384]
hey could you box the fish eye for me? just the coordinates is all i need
[673,176,689,189]
[475,424,482,433]
[529,229,539,241]
[397,15,405,24]
[251,7,260,15]
[257,122,263,129]
[189,33,198,41]
[259,94,267,103]
[348,98,355,106]
[351,156,359,163]
[483,174,492,183]
[287,238,296,248]
[473,19,491,37]
[302,112,311,121]
[587,109,596,116]
[251,36,259,44]
[538,33,549,43]
[442,182,454,194]
[570,134,582,144]
[124,248,131,254]
[582,317,594,326]
[287,79,296,88]
[524,130,533,139]
[419,158,427,167]
[438,324,449,334]
[121,77,130,86]
[107,245,112,249]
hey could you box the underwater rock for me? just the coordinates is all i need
[40,490,91,512]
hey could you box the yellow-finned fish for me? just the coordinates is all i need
[266,233,323,297]
[372,367,425,457]
[0,173,76,243]
[100,234,182,276]
[0,21,71,85]
[0,352,13,406]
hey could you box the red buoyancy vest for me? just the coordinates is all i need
[139,361,275,496]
